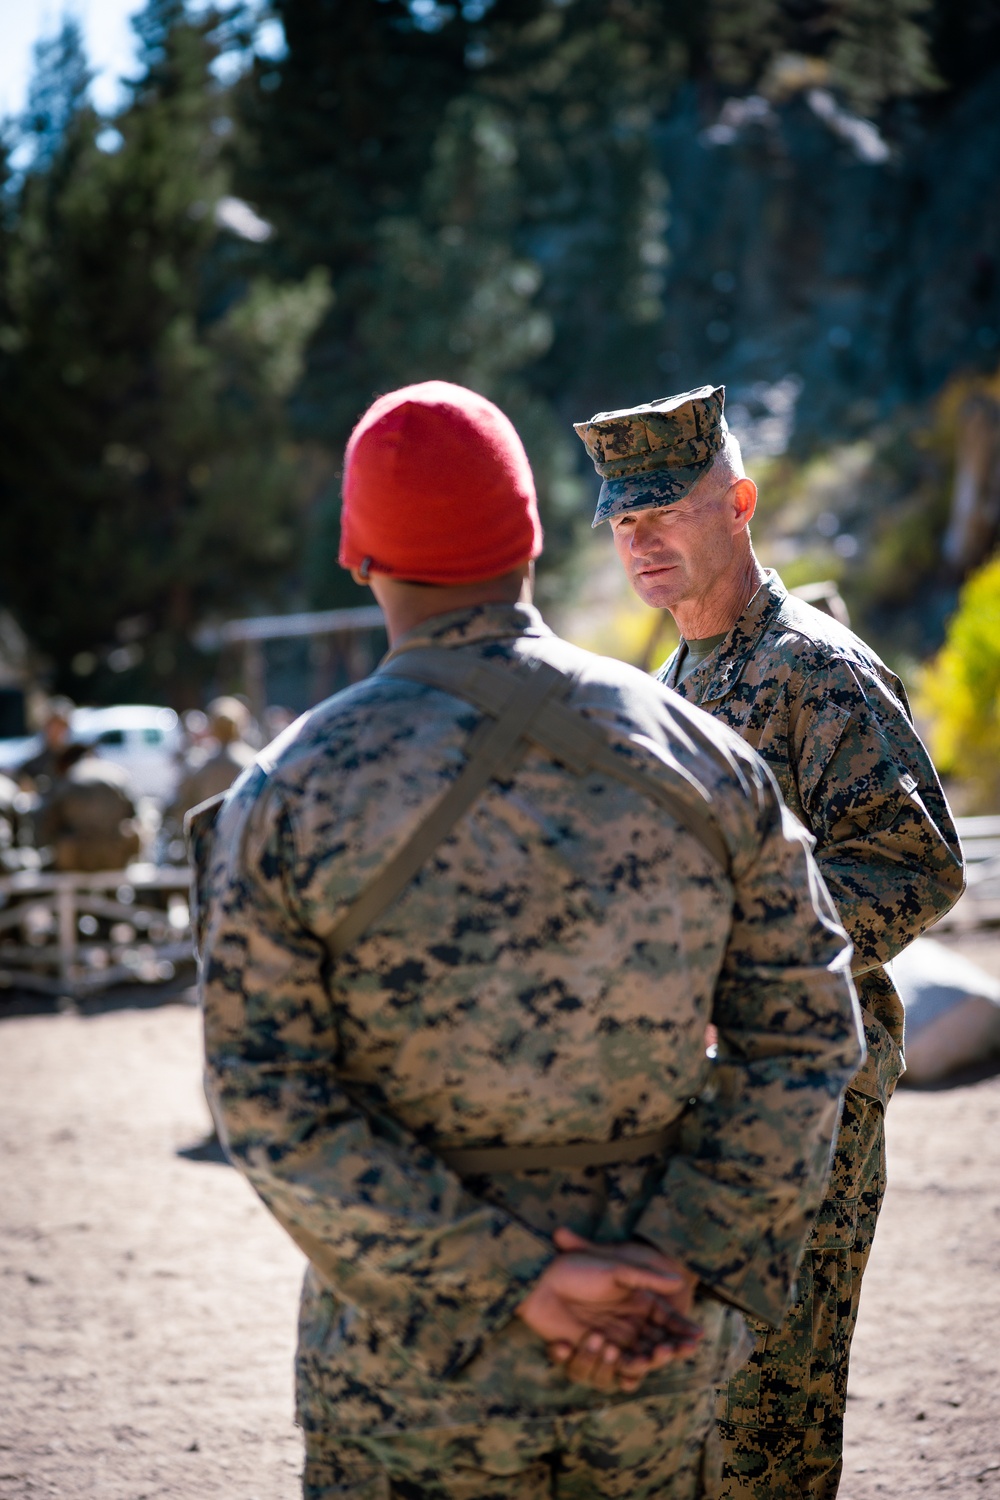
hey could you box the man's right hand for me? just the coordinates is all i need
[515,1240,701,1394]
[544,1228,702,1393]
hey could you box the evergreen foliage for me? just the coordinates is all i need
[0,2,329,702]
[233,0,946,608]
[19,17,93,173]
[234,1,671,593]
[0,0,976,708]
[826,0,941,114]
[708,0,939,109]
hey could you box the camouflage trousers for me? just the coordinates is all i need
[716,1089,886,1500]
[303,1391,721,1499]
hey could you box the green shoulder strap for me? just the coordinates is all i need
[327,646,730,962]
[383,646,730,874]
[327,657,567,959]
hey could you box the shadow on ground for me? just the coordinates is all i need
[0,969,198,1021]
[176,1133,229,1165]
[899,1053,1000,1090]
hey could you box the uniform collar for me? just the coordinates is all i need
[662,569,787,701]
[384,602,553,660]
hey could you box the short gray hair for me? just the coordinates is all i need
[713,432,746,483]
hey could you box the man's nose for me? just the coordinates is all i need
[630,515,660,553]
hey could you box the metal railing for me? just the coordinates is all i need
[935,815,1000,931]
[0,863,194,999]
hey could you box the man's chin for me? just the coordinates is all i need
[632,571,683,612]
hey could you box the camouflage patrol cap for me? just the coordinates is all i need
[574,385,727,526]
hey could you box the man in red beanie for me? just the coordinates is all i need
[191,380,863,1499]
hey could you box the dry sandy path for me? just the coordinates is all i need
[1,994,303,1499]
[2,939,999,1499]
[842,936,1000,1499]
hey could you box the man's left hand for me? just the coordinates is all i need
[545,1227,702,1394]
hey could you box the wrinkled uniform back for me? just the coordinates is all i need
[194,603,862,1440]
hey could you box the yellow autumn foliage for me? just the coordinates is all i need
[919,551,1000,811]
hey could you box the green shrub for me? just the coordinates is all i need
[919,552,1000,811]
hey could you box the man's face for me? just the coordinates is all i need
[609,468,744,615]
[44,715,71,750]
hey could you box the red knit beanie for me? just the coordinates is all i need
[339,380,543,584]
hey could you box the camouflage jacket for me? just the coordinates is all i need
[658,570,965,1104]
[194,602,862,1435]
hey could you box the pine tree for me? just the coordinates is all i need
[18,17,93,172]
[0,2,329,703]
[232,0,941,608]
[233,0,697,589]
[0,0,947,694]
[705,0,940,107]
[826,0,941,114]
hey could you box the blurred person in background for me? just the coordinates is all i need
[34,742,142,872]
[168,695,257,823]
[189,380,864,1500]
[178,708,211,766]
[578,384,965,1500]
[15,696,76,795]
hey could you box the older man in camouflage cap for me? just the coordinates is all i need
[577,386,965,1499]
[191,380,865,1500]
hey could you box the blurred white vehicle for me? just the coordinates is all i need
[0,704,183,804]
[0,735,34,776]
[70,706,183,803]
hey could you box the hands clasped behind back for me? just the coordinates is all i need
[515,1226,703,1396]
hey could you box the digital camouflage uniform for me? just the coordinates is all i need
[657,571,965,1498]
[192,602,865,1500]
[573,387,965,1499]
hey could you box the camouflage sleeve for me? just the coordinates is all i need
[789,661,964,970]
[200,778,554,1381]
[636,779,864,1328]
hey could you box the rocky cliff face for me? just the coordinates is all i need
[650,65,1000,461]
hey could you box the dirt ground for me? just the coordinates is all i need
[2,933,999,1500]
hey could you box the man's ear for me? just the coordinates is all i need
[732,477,758,531]
[349,566,370,587]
